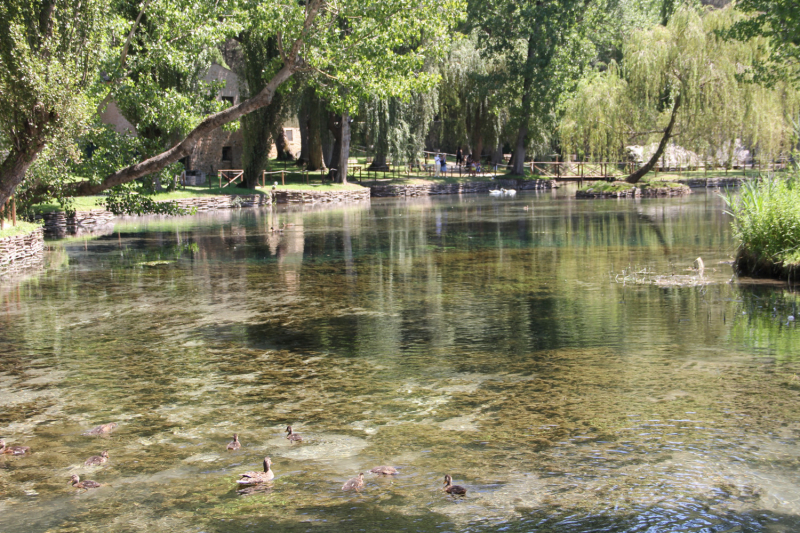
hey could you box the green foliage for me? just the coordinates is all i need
[726,0,800,86]
[561,5,800,165]
[722,170,800,264]
[100,183,194,216]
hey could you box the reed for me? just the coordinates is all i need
[723,173,800,268]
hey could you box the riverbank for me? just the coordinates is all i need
[577,180,691,198]
[0,224,44,273]
[369,178,555,197]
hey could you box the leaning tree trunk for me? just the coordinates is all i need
[0,142,47,209]
[336,113,351,184]
[625,93,682,184]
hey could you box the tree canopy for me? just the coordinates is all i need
[560,5,800,183]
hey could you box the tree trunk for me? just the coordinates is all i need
[0,144,47,209]
[625,93,682,184]
[61,64,295,197]
[298,100,310,166]
[307,95,325,171]
[336,113,351,184]
[241,107,272,189]
[511,36,536,176]
[471,103,484,162]
[491,142,504,165]
[368,152,388,170]
[274,124,294,160]
[327,111,342,172]
[6,0,324,205]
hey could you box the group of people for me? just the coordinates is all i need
[429,147,483,176]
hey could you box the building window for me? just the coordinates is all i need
[221,96,234,106]
[284,128,293,142]
[221,146,232,163]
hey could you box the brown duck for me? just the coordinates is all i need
[0,439,31,455]
[70,474,101,489]
[285,426,303,443]
[83,423,117,436]
[238,457,274,484]
[342,472,364,492]
[369,466,398,475]
[443,474,467,495]
[227,433,241,451]
[84,450,109,466]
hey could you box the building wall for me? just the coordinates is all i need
[99,101,137,135]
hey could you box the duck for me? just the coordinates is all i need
[285,426,303,443]
[0,439,31,455]
[83,423,117,436]
[237,457,274,484]
[342,472,364,492]
[227,433,241,451]
[84,450,109,466]
[443,474,467,495]
[369,466,398,475]
[70,474,101,489]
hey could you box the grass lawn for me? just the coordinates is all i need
[0,220,42,239]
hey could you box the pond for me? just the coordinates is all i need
[1,189,799,532]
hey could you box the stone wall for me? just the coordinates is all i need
[369,179,555,197]
[676,177,746,188]
[0,228,44,272]
[36,194,271,237]
[273,188,371,204]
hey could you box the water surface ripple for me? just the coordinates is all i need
[1,190,799,532]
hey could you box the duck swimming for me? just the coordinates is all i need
[84,450,109,466]
[70,474,101,489]
[342,473,364,492]
[83,423,117,436]
[238,457,274,484]
[443,474,467,495]
[227,433,241,451]
[369,466,398,475]
[0,439,31,455]
[285,426,303,443]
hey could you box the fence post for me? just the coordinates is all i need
[218,173,221,188]
[282,170,285,186]
[12,195,16,227]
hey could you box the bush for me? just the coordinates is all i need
[723,174,800,265]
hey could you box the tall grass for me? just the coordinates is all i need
[723,174,800,265]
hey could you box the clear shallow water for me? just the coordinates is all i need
[1,190,800,532]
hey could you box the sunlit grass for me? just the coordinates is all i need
[0,220,42,239]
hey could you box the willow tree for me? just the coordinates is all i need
[560,5,800,183]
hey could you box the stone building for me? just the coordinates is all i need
[100,62,300,186]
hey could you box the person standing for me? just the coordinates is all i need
[441,154,447,174]
[456,147,463,167]
[434,153,441,177]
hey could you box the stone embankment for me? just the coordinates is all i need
[36,194,272,237]
[369,179,555,197]
[576,183,691,199]
[273,188,371,204]
[675,177,746,188]
[0,228,45,272]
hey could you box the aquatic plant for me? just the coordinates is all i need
[723,171,800,273]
